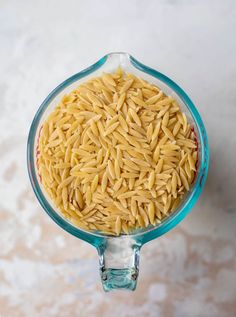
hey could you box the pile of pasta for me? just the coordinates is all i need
[38,68,197,235]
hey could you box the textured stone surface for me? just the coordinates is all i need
[0,0,236,316]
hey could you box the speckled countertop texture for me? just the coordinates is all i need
[0,0,236,316]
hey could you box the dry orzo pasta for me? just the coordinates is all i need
[37,67,197,236]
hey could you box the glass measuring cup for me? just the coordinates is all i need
[27,52,209,291]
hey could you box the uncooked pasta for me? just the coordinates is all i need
[37,68,197,236]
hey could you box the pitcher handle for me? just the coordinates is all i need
[97,237,141,291]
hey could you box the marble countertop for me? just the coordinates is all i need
[0,0,236,316]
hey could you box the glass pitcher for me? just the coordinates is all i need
[27,52,209,291]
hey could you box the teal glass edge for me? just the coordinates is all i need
[27,55,108,247]
[129,55,209,244]
[27,53,209,248]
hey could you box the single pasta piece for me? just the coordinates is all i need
[37,68,198,236]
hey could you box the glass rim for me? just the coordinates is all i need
[27,52,209,245]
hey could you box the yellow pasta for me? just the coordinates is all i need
[37,68,198,236]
